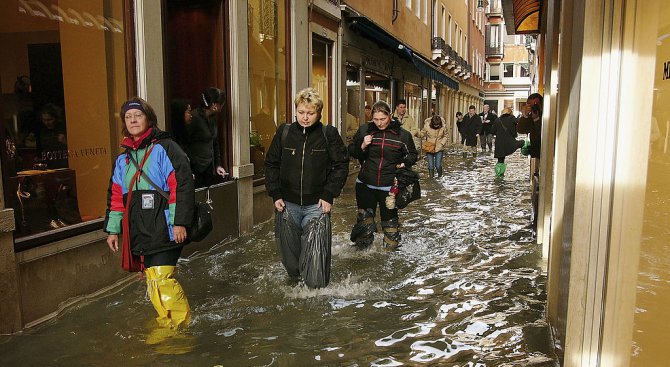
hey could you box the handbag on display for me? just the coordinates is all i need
[127,150,213,243]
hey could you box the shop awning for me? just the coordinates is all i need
[347,16,458,90]
[502,0,541,35]
[411,55,459,90]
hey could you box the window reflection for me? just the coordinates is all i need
[0,0,127,237]
[248,0,287,180]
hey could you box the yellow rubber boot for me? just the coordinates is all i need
[145,266,191,329]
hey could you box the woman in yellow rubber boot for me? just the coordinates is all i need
[104,97,195,335]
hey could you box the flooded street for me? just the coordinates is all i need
[0,151,557,366]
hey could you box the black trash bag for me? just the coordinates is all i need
[275,210,302,278]
[299,214,332,289]
[395,168,421,209]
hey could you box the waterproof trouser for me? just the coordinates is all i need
[380,218,401,249]
[275,210,332,289]
[350,208,376,249]
[145,266,191,329]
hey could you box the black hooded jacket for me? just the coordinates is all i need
[264,121,349,206]
[349,119,418,187]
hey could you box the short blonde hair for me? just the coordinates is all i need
[501,107,513,115]
[294,87,323,113]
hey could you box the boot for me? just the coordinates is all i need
[381,218,401,249]
[428,169,434,178]
[462,152,468,158]
[495,163,507,178]
[350,209,376,249]
[472,152,477,157]
[145,266,191,330]
[437,167,443,177]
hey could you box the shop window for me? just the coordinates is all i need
[311,36,332,124]
[164,0,230,185]
[0,0,129,240]
[247,0,288,180]
[345,65,361,144]
[364,72,390,108]
[402,83,422,135]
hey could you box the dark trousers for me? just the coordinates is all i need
[355,182,398,222]
[144,247,183,267]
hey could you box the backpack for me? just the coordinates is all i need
[280,122,329,147]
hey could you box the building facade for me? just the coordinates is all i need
[483,0,532,115]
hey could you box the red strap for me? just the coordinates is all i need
[121,145,154,272]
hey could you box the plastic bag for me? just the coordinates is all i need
[395,168,421,209]
[275,210,302,277]
[299,214,332,289]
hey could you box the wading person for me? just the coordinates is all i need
[460,105,482,158]
[491,107,523,178]
[416,115,448,178]
[185,87,228,188]
[105,97,194,334]
[264,88,349,289]
[479,104,497,153]
[349,100,418,249]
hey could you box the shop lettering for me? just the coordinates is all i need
[665,61,670,80]
[42,147,108,160]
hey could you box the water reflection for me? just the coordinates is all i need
[0,151,557,366]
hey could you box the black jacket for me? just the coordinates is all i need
[460,113,482,147]
[517,115,541,158]
[264,121,349,206]
[480,111,498,135]
[349,119,418,187]
[491,113,520,158]
[185,108,221,173]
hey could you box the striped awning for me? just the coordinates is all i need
[502,0,541,35]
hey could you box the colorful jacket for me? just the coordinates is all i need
[104,128,194,256]
[349,119,418,187]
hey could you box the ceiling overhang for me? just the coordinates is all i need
[502,0,541,35]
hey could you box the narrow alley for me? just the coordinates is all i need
[0,151,557,366]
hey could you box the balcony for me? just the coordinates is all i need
[485,45,504,58]
[431,37,448,65]
[446,47,457,70]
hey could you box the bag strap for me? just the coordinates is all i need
[126,145,170,201]
[280,122,329,148]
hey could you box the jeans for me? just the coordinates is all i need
[425,151,443,171]
[285,201,323,229]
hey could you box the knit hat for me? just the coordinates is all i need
[121,100,145,116]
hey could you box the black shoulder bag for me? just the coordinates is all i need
[127,149,213,242]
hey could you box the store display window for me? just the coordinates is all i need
[0,0,129,240]
[248,0,288,180]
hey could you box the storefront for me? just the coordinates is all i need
[0,0,251,333]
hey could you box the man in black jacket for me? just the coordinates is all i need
[264,88,349,288]
[460,105,482,157]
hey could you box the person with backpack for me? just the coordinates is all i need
[264,88,349,288]
[104,97,195,335]
[491,107,523,177]
[348,100,418,250]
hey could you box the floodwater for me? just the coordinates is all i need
[0,150,557,366]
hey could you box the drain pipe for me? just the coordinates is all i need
[392,0,399,24]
